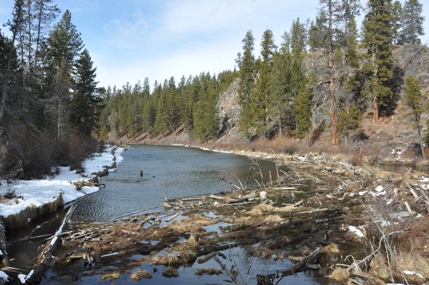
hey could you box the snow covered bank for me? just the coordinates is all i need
[0,146,124,221]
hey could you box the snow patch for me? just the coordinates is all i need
[0,146,123,219]
[0,271,9,281]
[403,270,423,279]
[18,269,34,284]
[348,225,364,238]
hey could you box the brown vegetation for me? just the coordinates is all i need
[11,148,429,284]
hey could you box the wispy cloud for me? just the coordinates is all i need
[1,0,429,88]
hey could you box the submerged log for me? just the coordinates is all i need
[197,251,217,264]
[279,246,322,277]
[214,256,243,285]
[24,204,77,285]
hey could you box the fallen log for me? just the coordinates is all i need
[197,251,217,264]
[214,256,243,285]
[179,196,206,202]
[279,246,322,277]
[209,194,226,200]
[24,204,77,285]
[165,211,182,223]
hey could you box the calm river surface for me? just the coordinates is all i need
[71,145,277,221]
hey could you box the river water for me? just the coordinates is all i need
[71,145,278,222]
[8,145,328,285]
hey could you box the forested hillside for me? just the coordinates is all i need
[0,0,427,181]
[0,1,101,179]
[100,0,428,149]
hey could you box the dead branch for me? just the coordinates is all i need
[214,256,243,285]
[24,204,77,285]
[197,251,217,264]
[278,246,322,279]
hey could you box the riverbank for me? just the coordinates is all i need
[3,142,429,285]
[14,144,429,285]
[0,146,124,283]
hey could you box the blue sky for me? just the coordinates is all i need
[1,0,428,89]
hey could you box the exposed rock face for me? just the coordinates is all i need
[217,78,241,136]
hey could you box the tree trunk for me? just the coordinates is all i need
[328,0,337,144]
[373,95,379,124]
[372,47,379,124]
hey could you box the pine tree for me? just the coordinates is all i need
[236,30,256,140]
[252,29,276,137]
[290,18,312,136]
[308,11,328,51]
[403,75,426,158]
[337,104,362,145]
[392,0,404,44]
[1,0,24,158]
[363,0,395,124]
[153,81,169,135]
[45,9,84,140]
[192,76,219,141]
[271,32,292,137]
[319,0,341,143]
[402,0,425,44]
[69,49,99,137]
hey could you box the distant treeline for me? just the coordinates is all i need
[102,0,426,144]
[0,0,426,179]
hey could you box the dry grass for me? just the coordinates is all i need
[394,252,429,279]
[322,243,340,255]
[235,216,253,225]
[245,203,303,218]
[100,271,120,281]
[169,214,212,232]
[152,254,180,266]
[327,268,349,282]
[246,204,274,216]
[131,270,152,280]
[162,266,179,278]
[263,215,283,223]
[179,248,198,264]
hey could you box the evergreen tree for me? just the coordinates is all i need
[1,0,24,165]
[392,0,404,44]
[363,0,395,124]
[295,84,313,136]
[308,11,328,51]
[153,81,169,135]
[402,0,425,44]
[290,18,307,55]
[45,9,84,140]
[236,30,256,140]
[271,32,293,137]
[403,75,426,158]
[320,0,340,143]
[290,18,312,136]
[337,104,362,145]
[252,29,276,137]
[192,76,219,141]
[69,49,99,137]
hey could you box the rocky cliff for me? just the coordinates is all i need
[213,45,429,161]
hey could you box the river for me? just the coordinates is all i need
[72,145,278,222]
[8,145,328,285]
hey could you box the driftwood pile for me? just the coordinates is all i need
[8,152,429,284]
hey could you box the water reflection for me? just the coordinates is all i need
[72,145,277,222]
